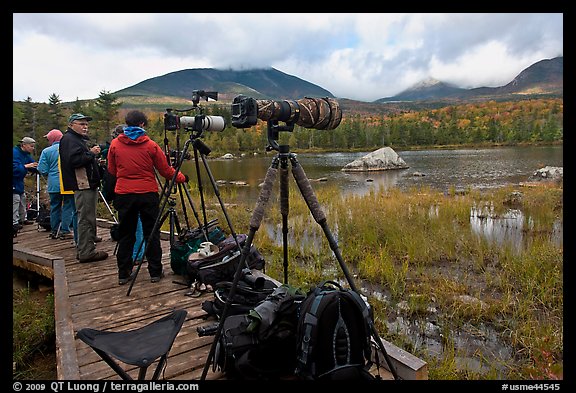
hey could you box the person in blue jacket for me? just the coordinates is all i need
[13,137,38,237]
[37,129,78,242]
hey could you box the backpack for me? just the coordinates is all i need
[170,225,226,276]
[295,280,376,380]
[35,203,51,232]
[186,234,265,287]
[213,284,306,379]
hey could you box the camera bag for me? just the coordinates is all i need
[213,284,305,379]
[185,234,265,287]
[201,278,278,318]
[35,203,51,232]
[295,280,376,380]
[170,225,226,276]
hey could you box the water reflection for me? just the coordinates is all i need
[469,204,563,250]
[470,203,525,252]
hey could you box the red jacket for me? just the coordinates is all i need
[107,133,186,194]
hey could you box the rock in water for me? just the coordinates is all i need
[341,147,409,172]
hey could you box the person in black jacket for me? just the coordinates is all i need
[59,113,108,263]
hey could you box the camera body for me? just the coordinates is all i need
[231,95,259,128]
[169,149,192,161]
[164,90,226,133]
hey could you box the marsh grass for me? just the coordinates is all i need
[13,286,56,379]
[202,180,563,380]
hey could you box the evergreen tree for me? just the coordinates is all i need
[48,93,65,129]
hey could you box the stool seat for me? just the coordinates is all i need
[77,309,187,380]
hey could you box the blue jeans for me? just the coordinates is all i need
[133,216,146,261]
[49,193,77,238]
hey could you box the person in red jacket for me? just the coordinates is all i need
[107,110,187,285]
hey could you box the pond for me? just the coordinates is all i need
[179,145,563,251]
[180,145,563,200]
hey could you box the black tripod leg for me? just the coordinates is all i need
[200,157,280,380]
[177,183,191,230]
[289,155,399,380]
[193,146,210,232]
[197,148,244,252]
[279,156,289,284]
[169,209,181,246]
[180,181,207,241]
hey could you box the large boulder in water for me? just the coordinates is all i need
[528,166,563,183]
[341,147,409,172]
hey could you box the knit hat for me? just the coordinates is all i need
[44,129,63,144]
[20,136,36,144]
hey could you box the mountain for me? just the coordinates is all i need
[114,67,335,102]
[375,56,563,103]
[378,78,467,102]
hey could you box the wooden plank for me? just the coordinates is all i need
[372,338,429,380]
[13,245,59,268]
[14,223,428,381]
[53,258,81,380]
[13,258,53,279]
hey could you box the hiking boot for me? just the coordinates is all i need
[119,271,136,285]
[79,251,109,263]
[150,272,165,283]
[59,232,74,240]
[94,236,103,243]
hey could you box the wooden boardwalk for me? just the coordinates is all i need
[13,219,428,381]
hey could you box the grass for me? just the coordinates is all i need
[200,180,563,380]
[12,273,56,380]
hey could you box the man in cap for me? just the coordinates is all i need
[37,129,78,242]
[59,113,108,263]
[13,136,39,237]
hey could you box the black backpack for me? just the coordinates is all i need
[35,203,51,232]
[212,284,306,379]
[295,280,376,380]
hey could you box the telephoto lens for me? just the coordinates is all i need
[241,268,265,290]
[196,323,219,337]
[179,115,226,132]
[231,95,342,130]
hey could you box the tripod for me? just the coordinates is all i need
[200,120,399,380]
[126,127,247,296]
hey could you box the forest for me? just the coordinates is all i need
[13,92,563,155]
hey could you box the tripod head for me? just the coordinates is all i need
[266,120,295,152]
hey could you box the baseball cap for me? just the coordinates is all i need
[68,113,93,123]
[44,129,63,144]
[20,137,36,144]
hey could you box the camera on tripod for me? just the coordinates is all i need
[231,95,342,131]
[164,90,226,133]
[169,149,192,161]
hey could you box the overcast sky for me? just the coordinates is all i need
[13,13,563,103]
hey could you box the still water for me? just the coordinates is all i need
[181,145,563,200]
